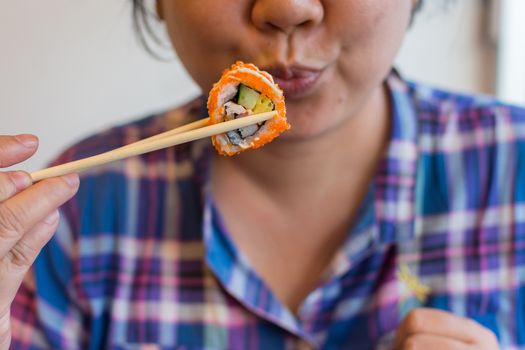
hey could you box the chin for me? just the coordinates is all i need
[276,99,346,141]
[274,115,339,142]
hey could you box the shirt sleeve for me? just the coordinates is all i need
[10,209,88,350]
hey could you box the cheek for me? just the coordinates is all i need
[336,1,411,70]
[328,0,411,40]
[284,1,412,139]
[162,2,248,91]
[332,0,411,104]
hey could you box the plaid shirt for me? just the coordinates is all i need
[10,71,525,349]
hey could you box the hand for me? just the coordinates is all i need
[395,308,499,350]
[0,135,79,350]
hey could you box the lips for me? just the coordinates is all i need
[263,65,323,100]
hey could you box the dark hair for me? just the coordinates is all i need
[414,0,424,14]
[410,0,424,25]
[131,0,169,58]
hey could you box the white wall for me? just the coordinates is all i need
[496,0,525,105]
[1,0,199,172]
[1,0,496,172]
[396,0,496,95]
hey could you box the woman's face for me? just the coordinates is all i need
[159,0,415,140]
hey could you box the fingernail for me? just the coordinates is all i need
[44,210,59,225]
[15,134,38,149]
[62,173,79,188]
[10,171,31,190]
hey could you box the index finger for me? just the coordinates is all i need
[0,171,32,202]
[0,174,79,258]
[0,135,39,168]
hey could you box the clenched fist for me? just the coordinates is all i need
[395,308,499,350]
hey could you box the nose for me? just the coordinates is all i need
[251,0,324,34]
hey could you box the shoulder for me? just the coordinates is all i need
[404,80,525,213]
[51,98,210,240]
[406,80,525,149]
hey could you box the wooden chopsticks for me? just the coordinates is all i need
[30,111,277,182]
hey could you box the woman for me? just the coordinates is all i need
[1,0,518,348]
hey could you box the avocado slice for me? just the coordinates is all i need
[237,84,260,110]
[253,95,275,114]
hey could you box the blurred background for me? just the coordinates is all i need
[1,0,524,171]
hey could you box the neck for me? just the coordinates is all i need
[212,83,391,209]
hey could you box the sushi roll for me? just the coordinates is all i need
[208,61,290,156]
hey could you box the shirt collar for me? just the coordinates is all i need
[374,70,419,243]
[203,192,315,344]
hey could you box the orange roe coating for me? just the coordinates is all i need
[207,61,290,156]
